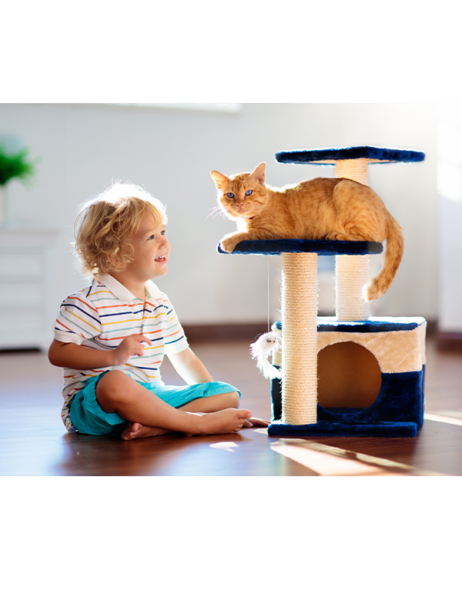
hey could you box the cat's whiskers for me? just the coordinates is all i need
[206,206,226,220]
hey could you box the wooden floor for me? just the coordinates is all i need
[1,336,462,476]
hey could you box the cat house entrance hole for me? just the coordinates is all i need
[317,342,382,409]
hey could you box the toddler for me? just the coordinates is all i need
[49,183,258,440]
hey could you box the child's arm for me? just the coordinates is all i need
[168,348,214,385]
[48,334,151,370]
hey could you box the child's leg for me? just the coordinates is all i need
[122,390,269,440]
[121,391,242,440]
[96,371,251,438]
[178,393,269,427]
[178,391,240,413]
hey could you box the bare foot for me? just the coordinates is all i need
[242,417,270,428]
[186,408,252,435]
[121,422,172,441]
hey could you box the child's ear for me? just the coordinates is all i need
[107,252,125,271]
[249,162,266,184]
[210,170,229,190]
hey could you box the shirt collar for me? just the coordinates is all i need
[97,273,161,302]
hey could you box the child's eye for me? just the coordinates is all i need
[149,229,167,240]
[245,190,253,196]
[227,193,234,198]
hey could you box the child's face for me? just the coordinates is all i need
[124,212,170,283]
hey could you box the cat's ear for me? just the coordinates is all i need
[249,163,266,184]
[210,170,229,190]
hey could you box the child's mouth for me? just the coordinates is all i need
[155,255,167,263]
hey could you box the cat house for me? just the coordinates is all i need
[218,146,426,437]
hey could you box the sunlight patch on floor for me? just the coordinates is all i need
[269,439,442,476]
[425,412,462,426]
[209,442,239,452]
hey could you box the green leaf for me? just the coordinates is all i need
[0,145,40,187]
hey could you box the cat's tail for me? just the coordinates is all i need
[363,217,404,301]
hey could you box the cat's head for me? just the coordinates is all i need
[210,163,268,220]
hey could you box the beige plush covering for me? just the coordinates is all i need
[317,322,426,374]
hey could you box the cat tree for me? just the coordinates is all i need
[219,146,427,437]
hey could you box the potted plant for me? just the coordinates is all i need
[0,144,39,226]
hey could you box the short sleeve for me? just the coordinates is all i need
[162,295,189,355]
[54,287,102,345]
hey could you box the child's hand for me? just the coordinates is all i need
[112,334,151,366]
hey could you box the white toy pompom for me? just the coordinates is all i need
[250,332,282,379]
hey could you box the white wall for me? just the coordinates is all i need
[437,104,462,333]
[0,103,438,330]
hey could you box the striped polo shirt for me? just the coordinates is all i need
[54,273,189,432]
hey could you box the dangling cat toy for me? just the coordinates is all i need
[250,332,282,379]
[211,162,404,301]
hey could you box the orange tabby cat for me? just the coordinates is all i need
[210,162,404,301]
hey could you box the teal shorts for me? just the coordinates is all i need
[69,372,241,436]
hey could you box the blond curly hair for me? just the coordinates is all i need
[73,183,168,278]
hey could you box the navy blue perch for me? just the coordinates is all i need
[275,146,426,166]
[217,239,383,256]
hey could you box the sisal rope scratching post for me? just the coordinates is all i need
[335,255,370,321]
[335,159,370,321]
[281,253,318,424]
[335,158,369,184]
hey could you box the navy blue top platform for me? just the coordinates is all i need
[275,145,425,166]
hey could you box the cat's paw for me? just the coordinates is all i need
[220,237,238,253]
[325,231,348,241]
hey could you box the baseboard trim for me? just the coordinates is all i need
[436,330,462,351]
[183,322,269,343]
[425,319,438,337]
[184,319,439,343]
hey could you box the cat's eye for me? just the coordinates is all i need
[245,190,253,196]
[227,193,234,198]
